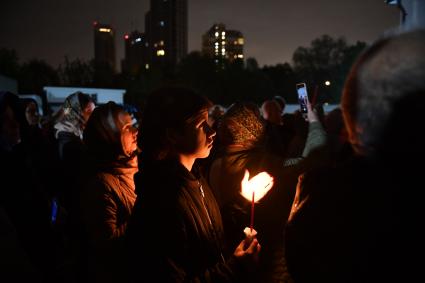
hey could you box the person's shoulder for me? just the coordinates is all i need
[300,156,372,195]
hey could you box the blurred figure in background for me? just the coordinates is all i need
[0,91,56,282]
[208,104,225,131]
[53,92,95,212]
[54,92,95,161]
[273,96,286,116]
[285,29,425,283]
[23,99,41,127]
[261,99,294,159]
[261,99,282,126]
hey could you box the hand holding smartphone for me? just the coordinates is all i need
[296,83,309,115]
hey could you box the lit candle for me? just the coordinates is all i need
[241,170,274,232]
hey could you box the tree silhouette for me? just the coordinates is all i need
[0,48,20,79]
[293,35,366,103]
[18,59,59,94]
[262,63,297,103]
[57,56,94,87]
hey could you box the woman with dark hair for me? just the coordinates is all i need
[127,87,260,282]
[80,101,138,282]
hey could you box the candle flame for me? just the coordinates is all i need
[241,170,274,202]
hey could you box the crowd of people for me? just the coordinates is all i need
[1,29,424,283]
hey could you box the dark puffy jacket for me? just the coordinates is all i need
[127,159,246,283]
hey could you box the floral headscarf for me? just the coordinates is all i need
[54,92,93,139]
[218,102,265,148]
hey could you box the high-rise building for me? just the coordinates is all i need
[93,22,116,72]
[146,0,188,67]
[226,30,244,62]
[202,23,244,65]
[122,30,149,75]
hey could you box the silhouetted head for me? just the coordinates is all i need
[139,86,212,162]
[218,101,265,148]
[261,99,282,125]
[342,29,425,156]
[274,95,286,113]
[0,92,22,149]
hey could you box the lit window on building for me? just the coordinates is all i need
[237,54,244,59]
[159,40,164,46]
[221,48,226,53]
[160,21,165,27]
[145,42,149,47]
[222,41,226,45]
[215,32,219,37]
[238,38,244,45]
[157,49,165,56]
[145,64,150,69]
[135,38,142,43]
[99,28,111,33]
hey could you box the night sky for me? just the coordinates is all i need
[1,0,399,70]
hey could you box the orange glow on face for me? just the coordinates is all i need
[241,170,274,202]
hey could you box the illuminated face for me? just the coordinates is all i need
[175,109,216,160]
[119,112,138,156]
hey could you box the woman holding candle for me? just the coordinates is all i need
[126,87,261,282]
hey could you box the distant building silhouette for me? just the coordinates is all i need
[144,0,188,68]
[202,23,244,66]
[122,31,149,76]
[93,22,116,73]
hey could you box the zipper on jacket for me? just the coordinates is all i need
[198,182,226,264]
[199,184,213,226]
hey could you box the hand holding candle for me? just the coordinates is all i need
[241,170,274,231]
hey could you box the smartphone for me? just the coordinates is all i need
[296,83,309,114]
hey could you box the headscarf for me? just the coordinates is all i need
[54,92,92,139]
[218,102,265,148]
[83,102,138,171]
